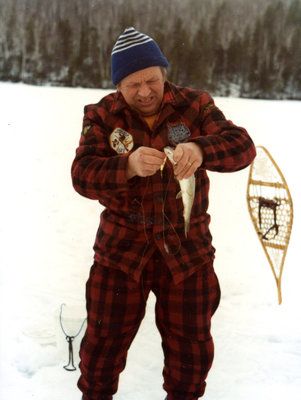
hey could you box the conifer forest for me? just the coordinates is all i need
[0,0,300,99]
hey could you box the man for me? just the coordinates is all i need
[72,26,256,400]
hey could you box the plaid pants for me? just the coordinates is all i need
[78,250,220,400]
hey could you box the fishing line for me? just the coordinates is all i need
[133,177,152,304]
[161,167,182,255]
[133,176,151,247]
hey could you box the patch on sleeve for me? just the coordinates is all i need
[167,122,191,145]
[109,128,134,154]
[82,125,92,136]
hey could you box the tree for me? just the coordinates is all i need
[53,18,73,82]
[70,22,102,87]
[0,0,300,99]
[189,26,212,90]
[2,4,20,81]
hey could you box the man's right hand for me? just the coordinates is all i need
[126,146,166,180]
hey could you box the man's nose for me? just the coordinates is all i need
[138,83,151,97]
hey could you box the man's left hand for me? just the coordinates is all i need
[173,142,203,180]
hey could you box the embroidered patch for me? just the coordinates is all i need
[167,122,191,145]
[82,125,92,136]
[110,128,134,154]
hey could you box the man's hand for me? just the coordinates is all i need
[126,146,166,180]
[173,142,203,180]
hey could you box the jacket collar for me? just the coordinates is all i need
[162,81,191,108]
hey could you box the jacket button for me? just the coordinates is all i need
[156,196,163,203]
[155,233,162,240]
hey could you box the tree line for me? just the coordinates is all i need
[0,0,300,99]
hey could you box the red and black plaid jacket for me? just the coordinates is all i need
[71,82,256,284]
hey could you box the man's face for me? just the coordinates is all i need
[118,66,165,117]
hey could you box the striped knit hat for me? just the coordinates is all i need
[111,27,169,85]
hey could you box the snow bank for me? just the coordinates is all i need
[0,83,300,399]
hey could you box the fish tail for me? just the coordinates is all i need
[184,221,190,237]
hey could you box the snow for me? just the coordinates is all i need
[0,82,300,399]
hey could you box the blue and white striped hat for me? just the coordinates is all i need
[111,27,168,85]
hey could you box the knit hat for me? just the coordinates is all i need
[111,26,169,85]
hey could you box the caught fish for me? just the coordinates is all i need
[163,146,196,237]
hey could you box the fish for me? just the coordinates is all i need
[163,146,196,237]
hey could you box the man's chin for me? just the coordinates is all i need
[135,103,160,117]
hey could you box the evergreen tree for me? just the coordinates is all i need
[37,23,51,81]
[248,19,263,97]
[166,17,190,85]
[20,16,37,82]
[0,0,300,99]
[3,4,20,81]
[70,22,102,87]
[52,18,73,84]
[190,26,212,90]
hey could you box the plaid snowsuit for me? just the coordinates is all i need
[72,82,256,400]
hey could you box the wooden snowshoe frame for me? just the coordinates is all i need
[247,146,293,304]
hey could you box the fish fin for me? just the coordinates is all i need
[176,191,182,200]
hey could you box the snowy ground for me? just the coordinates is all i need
[0,82,300,400]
